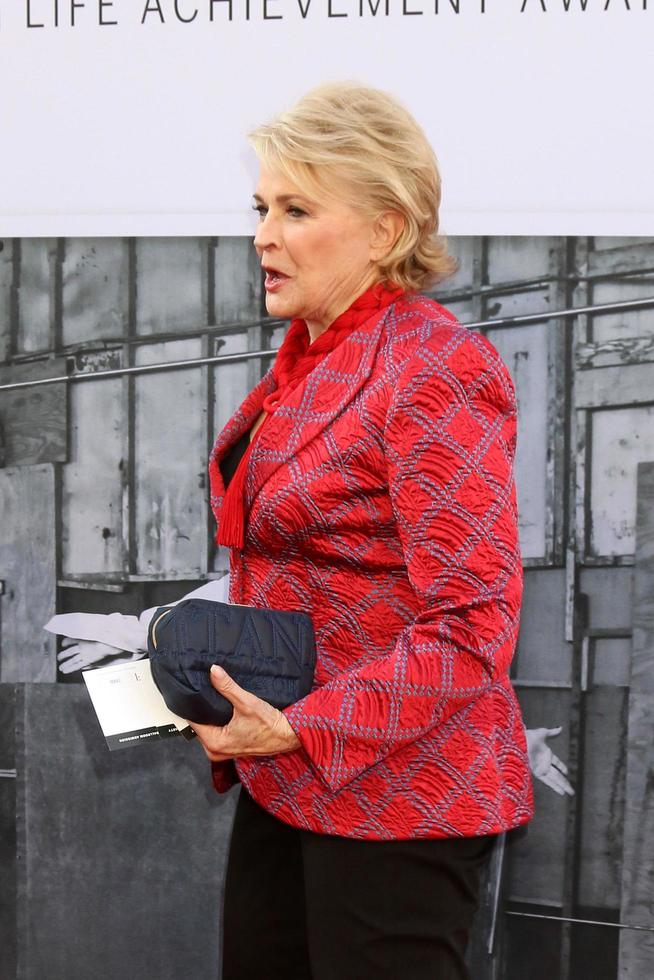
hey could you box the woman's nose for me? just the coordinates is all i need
[253,211,281,252]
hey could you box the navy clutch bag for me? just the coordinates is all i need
[147,598,316,726]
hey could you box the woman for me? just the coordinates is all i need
[193,82,535,979]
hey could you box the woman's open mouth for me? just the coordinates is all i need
[264,269,290,292]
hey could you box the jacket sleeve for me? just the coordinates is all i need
[282,326,524,793]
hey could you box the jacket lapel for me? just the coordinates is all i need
[208,366,277,498]
[245,304,391,506]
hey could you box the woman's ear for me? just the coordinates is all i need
[370,210,405,262]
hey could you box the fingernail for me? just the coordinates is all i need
[210,664,223,677]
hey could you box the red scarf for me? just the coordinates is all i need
[215,281,404,550]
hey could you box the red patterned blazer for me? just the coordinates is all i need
[208,292,534,840]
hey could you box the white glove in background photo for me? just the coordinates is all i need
[44,575,232,664]
[526,725,575,797]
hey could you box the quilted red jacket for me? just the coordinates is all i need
[208,292,534,840]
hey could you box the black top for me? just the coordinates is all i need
[219,429,251,489]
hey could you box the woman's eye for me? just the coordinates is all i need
[251,203,306,219]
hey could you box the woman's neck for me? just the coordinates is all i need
[304,273,380,344]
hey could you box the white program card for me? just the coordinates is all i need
[82,658,194,751]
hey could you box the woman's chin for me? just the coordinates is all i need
[265,293,296,320]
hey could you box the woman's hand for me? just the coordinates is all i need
[57,637,143,674]
[190,665,301,762]
[526,725,574,797]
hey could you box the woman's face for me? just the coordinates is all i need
[252,165,380,339]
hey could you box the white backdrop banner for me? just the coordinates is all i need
[0,1,652,237]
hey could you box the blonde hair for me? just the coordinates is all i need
[248,82,458,292]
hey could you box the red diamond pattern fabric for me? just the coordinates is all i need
[208,292,534,840]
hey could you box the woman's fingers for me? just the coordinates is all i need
[208,664,256,712]
[188,675,299,761]
[189,719,231,762]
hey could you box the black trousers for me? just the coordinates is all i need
[222,788,496,980]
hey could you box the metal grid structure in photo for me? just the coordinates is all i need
[0,234,653,980]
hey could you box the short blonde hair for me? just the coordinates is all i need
[248,82,458,292]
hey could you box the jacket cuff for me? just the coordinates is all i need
[282,703,356,793]
[211,760,240,794]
